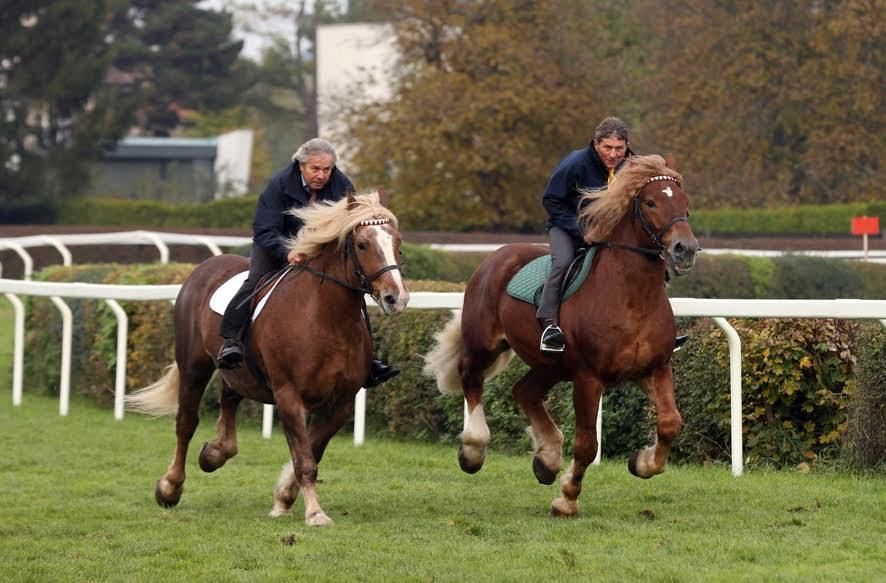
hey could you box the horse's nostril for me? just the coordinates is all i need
[674,242,686,255]
[384,294,396,305]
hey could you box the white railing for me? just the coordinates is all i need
[2,276,885,478]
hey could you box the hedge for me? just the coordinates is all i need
[59,195,885,237]
[19,252,886,471]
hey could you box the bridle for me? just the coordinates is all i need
[591,175,688,260]
[294,217,402,297]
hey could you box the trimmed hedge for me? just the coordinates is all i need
[59,195,885,236]
[20,252,886,471]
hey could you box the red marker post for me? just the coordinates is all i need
[851,216,880,261]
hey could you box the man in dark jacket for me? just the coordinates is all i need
[537,117,632,353]
[217,138,399,387]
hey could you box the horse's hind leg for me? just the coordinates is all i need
[551,371,604,518]
[156,364,213,507]
[513,368,563,485]
[199,381,243,472]
[458,347,503,474]
[629,364,682,479]
[270,398,356,518]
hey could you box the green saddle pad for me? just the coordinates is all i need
[506,248,597,306]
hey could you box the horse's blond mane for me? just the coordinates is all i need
[578,155,683,242]
[285,191,398,257]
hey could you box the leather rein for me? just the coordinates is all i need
[590,175,688,260]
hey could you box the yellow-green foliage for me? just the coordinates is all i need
[25,263,193,404]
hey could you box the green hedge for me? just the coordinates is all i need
[60,195,885,236]
[20,253,886,471]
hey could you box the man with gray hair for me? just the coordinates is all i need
[217,137,399,386]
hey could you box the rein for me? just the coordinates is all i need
[590,175,687,260]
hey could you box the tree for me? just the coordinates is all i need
[337,0,625,231]
[632,0,883,208]
[0,0,135,222]
[109,0,247,136]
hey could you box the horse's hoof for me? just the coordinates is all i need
[198,442,225,473]
[268,505,292,518]
[305,512,333,527]
[457,444,484,474]
[550,497,578,518]
[628,451,653,479]
[532,456,558,485]
[154,479,182,508]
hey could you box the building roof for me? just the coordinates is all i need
[104,137,218,160]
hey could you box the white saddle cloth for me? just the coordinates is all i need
[208,271,283,321]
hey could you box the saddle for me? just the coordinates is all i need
[506,247,597,306]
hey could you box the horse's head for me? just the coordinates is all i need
[579,154,699,276]
[633,174,699,276]
[349,207,410,314]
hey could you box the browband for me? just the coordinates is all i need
[359,218,391,226]
[644,175,682,187]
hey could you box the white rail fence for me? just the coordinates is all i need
[2,231,885,478]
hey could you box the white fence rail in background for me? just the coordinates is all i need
[2,230,885,478]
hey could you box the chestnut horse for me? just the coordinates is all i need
[424,155,698,517]
[126,192,409,526]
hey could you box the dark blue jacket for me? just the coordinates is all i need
[542,145,630,243]
[252,162,355,264]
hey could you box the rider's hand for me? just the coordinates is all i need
[287,250,307,265]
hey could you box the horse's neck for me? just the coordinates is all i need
[598,217,667,284]
[295,247,364,319]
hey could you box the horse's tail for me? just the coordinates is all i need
[124,364,180,416]
[423,310,514,395]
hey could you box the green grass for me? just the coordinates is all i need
[0,393,884,582]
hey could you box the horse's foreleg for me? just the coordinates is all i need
[273,388,332,526]
[199,382,243,473]
[551,371,604,518]
[629,364,682,479]
[269,399,355,519]
[513,368,562,485]
[156,367,210,508]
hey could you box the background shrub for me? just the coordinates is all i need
[843,324,886,471]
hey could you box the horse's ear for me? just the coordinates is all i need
[347,191,358,211]
[664,153,678,171]
[377,187,390,208]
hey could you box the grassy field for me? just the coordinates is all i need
[1,391,884,582]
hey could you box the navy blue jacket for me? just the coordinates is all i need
[252,162,355,264]
[542,146,631,243]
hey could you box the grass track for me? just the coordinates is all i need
[1,391,885,582]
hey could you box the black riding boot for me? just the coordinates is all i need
[364,358,400,388]
[539,319,566,353]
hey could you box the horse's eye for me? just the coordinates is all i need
[644,199,656,208]
[357,242,367,251]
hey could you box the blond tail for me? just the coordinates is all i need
[124,364,181,416]
[422,310,514,395]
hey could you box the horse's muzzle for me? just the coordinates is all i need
[377,287,410,315]
[666,236,699,276]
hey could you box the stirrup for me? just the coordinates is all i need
[539,324,566,353]
[673,334,689,353]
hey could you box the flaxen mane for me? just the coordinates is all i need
[285,191,398,257]
[578,155,682,242]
